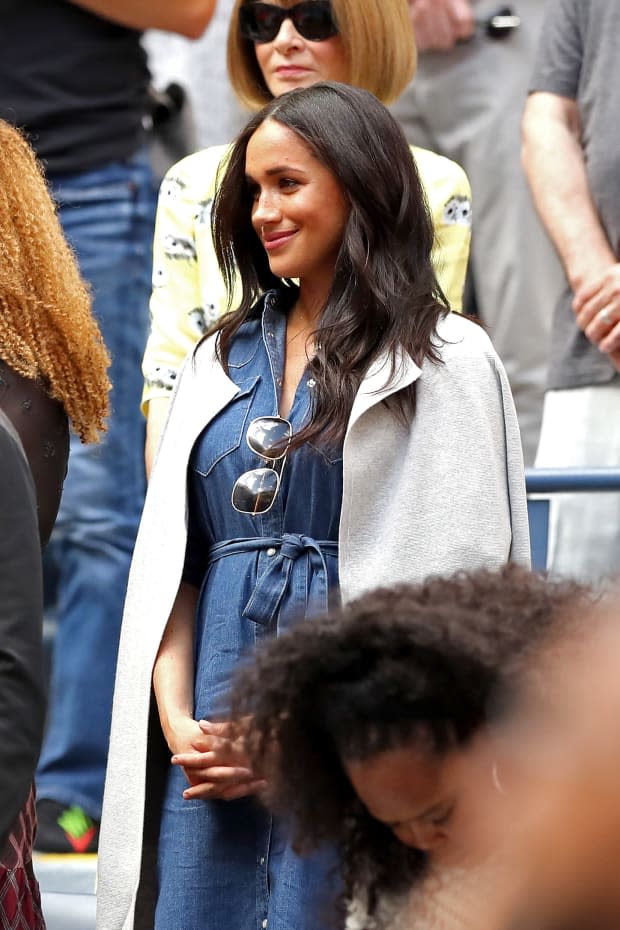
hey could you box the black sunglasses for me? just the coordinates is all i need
[239,1,338,44]
[232,416,293,515]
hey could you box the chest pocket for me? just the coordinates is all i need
[191,376,260,479]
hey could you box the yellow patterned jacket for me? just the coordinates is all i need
[141,143,472,412]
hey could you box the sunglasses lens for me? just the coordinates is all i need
[240,2,337,43]
[239,4,282,42]
[247,417,292,459]
[295,3,337,40]
[232,467,280,514]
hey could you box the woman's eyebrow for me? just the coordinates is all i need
[387,800,451,828]
[247,165,308,179]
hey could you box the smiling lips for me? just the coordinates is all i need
[262,229,298,251]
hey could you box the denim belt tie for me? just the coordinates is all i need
[208,534,338,626]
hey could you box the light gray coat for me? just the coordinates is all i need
[96,311,530,930]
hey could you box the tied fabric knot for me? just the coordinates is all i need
[241,533,336,626]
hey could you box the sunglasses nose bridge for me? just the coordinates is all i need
[272,13,304,45]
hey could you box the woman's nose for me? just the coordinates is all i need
[272,16,303,50]
[252,191,280,227]
[392,822,448,853]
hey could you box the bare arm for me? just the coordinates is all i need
[522,92,620,361]
[153,581,263,799]
[408,0,474,51]
[152,581,199,752]
[522,92,614,291]
[69,0,216,39]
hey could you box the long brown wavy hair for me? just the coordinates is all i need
[0,121,110,443]
[212,83,449,452]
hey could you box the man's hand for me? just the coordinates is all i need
[408,0,475,51]
[574,263,620,356]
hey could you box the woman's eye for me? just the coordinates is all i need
[280,178,298,190]
[427,805,455,828]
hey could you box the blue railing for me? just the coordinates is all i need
[525,467,620,569]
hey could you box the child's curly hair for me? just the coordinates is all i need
[231,564,592,921]
[0,120,110,442]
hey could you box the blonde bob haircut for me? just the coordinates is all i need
[0,121,110,443]
[228,0,416,110]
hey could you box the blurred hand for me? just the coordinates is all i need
[409,0,475,51]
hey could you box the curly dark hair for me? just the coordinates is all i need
[211,81,449,453]
[230,564,592,919]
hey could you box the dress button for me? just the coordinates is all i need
[266,547,277,557]
[307,378,316,388]
[259,856,266,866]
[262,922,268,929]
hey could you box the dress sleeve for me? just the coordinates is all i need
[182,475,211,590]
[412,146,472,313]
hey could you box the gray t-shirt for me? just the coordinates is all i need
[530,0,620,390]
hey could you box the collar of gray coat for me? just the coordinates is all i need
[348,346,422,433]
[190,332,423,438]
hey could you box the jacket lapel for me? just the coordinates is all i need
[347,346,422,435]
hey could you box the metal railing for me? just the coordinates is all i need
[525,467,620,569]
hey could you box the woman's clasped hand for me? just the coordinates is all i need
[170,718,265,801]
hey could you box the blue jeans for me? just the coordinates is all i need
[36,152,157,818]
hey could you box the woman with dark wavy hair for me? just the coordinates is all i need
[98,83,529,930]
[142,0,473,474]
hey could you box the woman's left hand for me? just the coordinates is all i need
[171,719,266,801]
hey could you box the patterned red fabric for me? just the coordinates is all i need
[0,787,45,929]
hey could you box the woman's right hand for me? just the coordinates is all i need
[167,715,266,801]
[153,585,264,801]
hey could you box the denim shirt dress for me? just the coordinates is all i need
[155,289,344,930]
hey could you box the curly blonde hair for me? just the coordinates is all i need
[0,121,111,443]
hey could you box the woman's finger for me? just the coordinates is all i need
[183,765,256,785]
[172,750,219,768]
[181,778,266,801]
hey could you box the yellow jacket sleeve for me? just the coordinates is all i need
[412,145,472,312]
[141,145,232,414]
